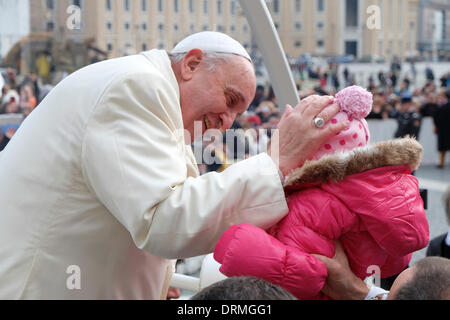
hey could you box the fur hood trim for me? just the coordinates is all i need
[284,137,423,187]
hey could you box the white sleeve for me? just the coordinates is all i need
[82,71,289,259]
[364,285,390,300]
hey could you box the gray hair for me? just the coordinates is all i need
[443,186,450,225]
[190,276,297,300]
[169,51,238,72]
[395,257,450,300]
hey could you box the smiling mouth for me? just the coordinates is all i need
[204,116,211,130]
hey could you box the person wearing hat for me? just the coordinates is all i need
[214,86,428,299]
[0,32,346,299]
[433,89,450,168]
[394,94,422,140]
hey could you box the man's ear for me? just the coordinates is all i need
[180,49,204,81]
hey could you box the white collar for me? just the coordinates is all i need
[445,229,450,247]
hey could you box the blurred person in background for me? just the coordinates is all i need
[20,72,41,104]
[398,77,411,97]
[1,84,10,107]
[367,95,389,119]
[319,71,328,90]
[262,114,280,139]
[19,84,37,117]
[426,66,435,83]
[433,89,450,168]
[248,85,265,113]
[440,72,450,88]
[420,92,439,118]
[343,67,350,86]
[0,72,4,93]
[1,68,18,91]
[378,71,387,89]
[2,101,20,115]
[426,186,450,259]
[331,68,340,92]
[264,86,278,110]
[256,103,274,124]
[0,127,17,152]
[394,95,421,140]
[38,84,54,103]
[1,84,20,111]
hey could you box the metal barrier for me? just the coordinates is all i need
[368,117,441,166]
[0,114,24,126]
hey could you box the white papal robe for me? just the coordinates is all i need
[0,50,288,299]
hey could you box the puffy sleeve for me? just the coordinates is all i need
[214,223,328,299]
[81,71,288,259]
[276,188,358,258]
[358,174,429,256]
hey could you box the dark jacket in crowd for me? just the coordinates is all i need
[420,103,438,118]
[0,136,10,152]
[394,111,421,140]
[367,111,384,119]
[434,103,450,151]
[426,233,450,259]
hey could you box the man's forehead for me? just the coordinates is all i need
[220,57,256,101]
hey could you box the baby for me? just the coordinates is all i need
[214,86,429,300]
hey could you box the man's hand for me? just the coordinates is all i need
[312,242,369,300]
[268,95,349,176]
[167,287,181,300]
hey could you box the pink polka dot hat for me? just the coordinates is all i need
[312,86,373,161]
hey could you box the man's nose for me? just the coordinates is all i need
[220,111,237,131]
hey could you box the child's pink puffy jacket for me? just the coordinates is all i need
[214,138,429,299]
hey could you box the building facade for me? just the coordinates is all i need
[8,0,431,61]
[27,0,252,58]
[418,0,450,60]
[268,0,420,60]
[0,0,30,59]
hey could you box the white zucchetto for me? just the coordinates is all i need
[171,32,252,61]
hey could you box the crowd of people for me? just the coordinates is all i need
[0,68,54,151]
[1,31,449,301]
[3,62,449,169]
[195,64,450,174]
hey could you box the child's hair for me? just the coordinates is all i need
[312,86,373,161]
[190,276,297,300]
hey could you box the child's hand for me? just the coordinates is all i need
[166,287,181,300]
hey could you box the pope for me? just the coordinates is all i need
[0,32,347,299]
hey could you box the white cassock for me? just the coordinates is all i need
[0,50,288,299]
